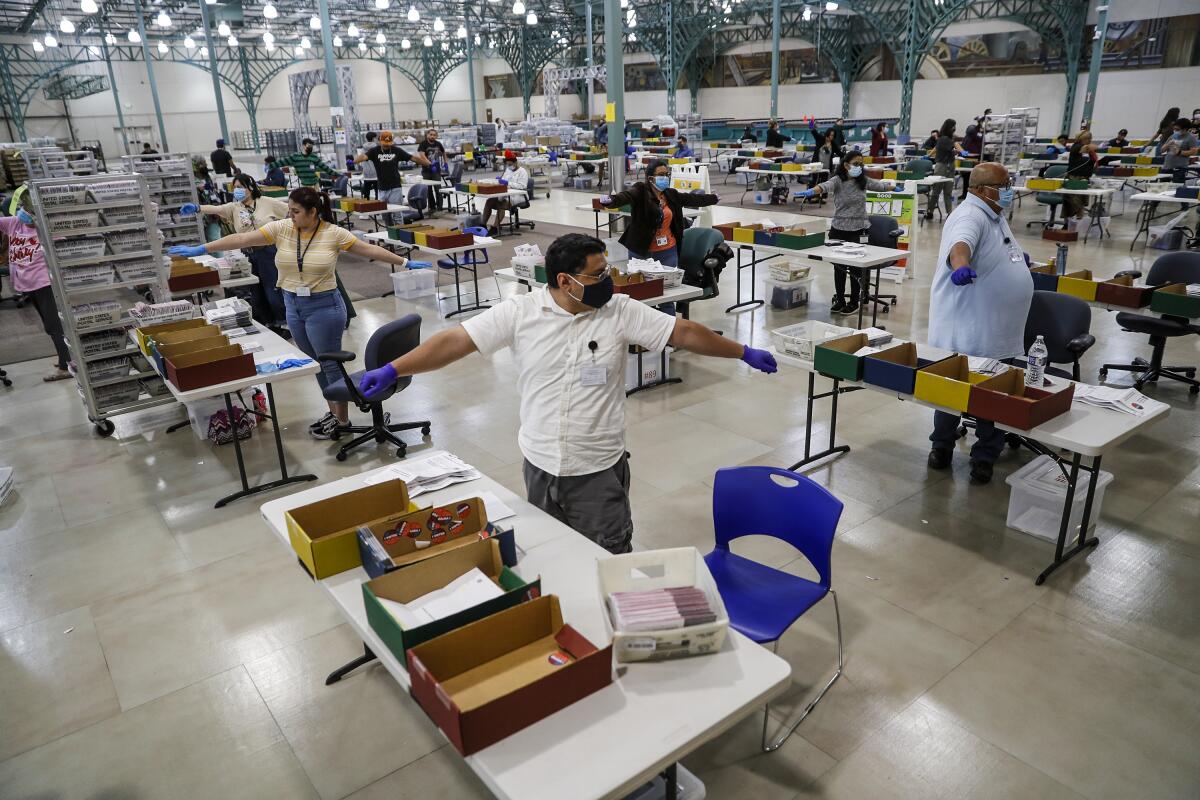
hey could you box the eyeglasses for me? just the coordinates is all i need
[570,270,607,284]
[980,180,1014,190]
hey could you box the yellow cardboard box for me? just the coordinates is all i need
[1056,269,1099,302]
[913,355,993,413]
[1027,178,1063,191]
[286,480,419,579]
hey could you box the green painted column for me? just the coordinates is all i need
[198,0,230,144]
[98,20,132,155]
[0,46,26,140]
[770,0,781,119]
[605,0,625,192]
[1078,1,1113,130]
[316,0,345,163]
[134,0,169,150]
[465,5,478,124]
[585,0,594,118]
[385,63,396,126]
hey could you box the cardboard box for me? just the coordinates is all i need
[1042,228,1077,242]
[168,264,220,292]
[913,355,992,412]
[776,229,826,250]
[609,269,664,301]
[1027,178,1063,191]
[423,230,474,249]
[286,480,416,579]
[1029,264,1060,292]
[474,184,507,195]
[753,227,784,246]
[1149,283,1200,318]
[1055,269,1099,301]
[1095,275,1154,308]
[365,496,492,569]
[1112,166,1134,177]
[363,538,542,668]
[152,333,230,374]
[813,333,869,381]
[714,223,737,241]
[1176,186,1200,200]
[862,343,949,395]
[164,344,255,391]
[355,200,388,212]
[1133,166,1158,177]
[407,595,614,756]
[134,317,210,355]
[967,369,1075,430]
[511,261,548,283]
[391,223,437,245]
[732,224,762,244]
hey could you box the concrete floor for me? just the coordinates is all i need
[1,178,1198,800]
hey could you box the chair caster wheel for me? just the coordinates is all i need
[421,424,431,436]
[1134,381,1144,391]
[94,419,115,437]
[336,451,348,462]
[1098,369,1107,379]
[1186,369,1196,377]
[957,425,967,438]
[881,306,890,314]
[529,222,536,230]
[891,299,898,306]
[396,447,407,458]
[1006,433,1022,449]
[1191,385,1199,395]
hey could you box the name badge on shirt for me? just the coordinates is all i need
[655,235,669,247]
[295,286,312,297]
[580,366,608,386]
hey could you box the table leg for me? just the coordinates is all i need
[726,246,764,313]
[214,385,318,508]
[1130,201,1156,252]
[626,344,682,396]
[663,763,678,799]
[325,644,377,686]
[1035,452,1101,585]
[444,253,492,318]
[788,373,858,471]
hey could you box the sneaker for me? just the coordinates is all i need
[830,298,846,314]
[310,414,342,440]
[838,300,860,317]
[309,412,336,435]
[927,448,952,470]
[969,459,994,485]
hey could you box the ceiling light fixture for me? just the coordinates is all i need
[513,1,525,15]
[300,36,312,49]
[375,0,391,9]
[310,15,321,30]
[474,33,481,45]
[294,45,304,56]
[441,41,449,51]
[263,3,278,20]
[87,44,100,56]
[334,34,343,46]
[262,29,275,44]
[347,22,360,38]
[456,25,466,38]
[433,17,445,32]
[80,0,98,13]
[155,11,171,28]
[44,32,58,47]
[184,35,196,49]
[217,21,230,37]
[375,31,386,43]
[802,5,812,21]
[226,34,237,46]
[200,46,209,57]
[401,38,411,49]
[60,18,76,33]
[127,29,141,43]
[358,40,367,51]
[32,40,44,53]
[408,6,420,22]
[526,11,537,24]
[104,32,116,45]
[157,40,168,54]
[825,1,839,9]
[266,41,275,52]
[423,34,433,46]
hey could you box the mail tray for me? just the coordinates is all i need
[813,333,869,381]
[407,595,614,756]
[611,273,664,301]
[913,355,992,413]
[285,479,416,579]
[134,317,212,355]
[363,538,541,668]
[862,343,949,395]
[1096,276,1154,308]
[164,344,254,391]
[1149,283,1200,318]
[966,370,1075,430]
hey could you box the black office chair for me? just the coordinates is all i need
[318,315,432,461]
[1024,290,1096,381]
[865,215,901,313]
[676,227,731,327]
[1026,164,1068,229]
[399,184,430,223]
[504,187,536,234]
[1099,252,1200,394]
[904,158,936,219]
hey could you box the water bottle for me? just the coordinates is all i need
[1055,243,1068,275]
[1026,335,1048,387]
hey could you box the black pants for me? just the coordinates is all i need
[30,285,69,368]
[247,246,285,326]
[361,180,377,199]
[828,227,867,303]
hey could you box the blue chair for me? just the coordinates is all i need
[703,466,845,753]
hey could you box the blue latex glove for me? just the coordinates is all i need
[180,202,200,216]
[406,260,432,269]
[430,162,440,175]
[795,188,815,198]
[359,363,399,400]
[741,346,778,374]
[168,244,207,257]
[959,151,971,158]
[950,267,977,286]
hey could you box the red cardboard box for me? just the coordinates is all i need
[714,223,737,241]
[164,344,255,391]
[610,269,664,301]
[408,595,613,756]
[355,200,388,212]
[1042,228,1078,242]
[1095,275,1154,308]
[967,369,1075,430]
[422,230,474,249]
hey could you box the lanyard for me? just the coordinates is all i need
[296,222,322,273]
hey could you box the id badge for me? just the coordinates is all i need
[296,286,312,297]
[580,366,607,386]
[655,235,669,247]
[1009,247,1023,263]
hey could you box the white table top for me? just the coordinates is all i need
[1015,183,1117,198]
[574,203,702,219]
[362,230,503,257]
[443,188,530,202]
[1128,190,1200,205]
[339,204,410,218]
[494,267,704,306]
[135,321,319,403]
[259,458,791,800]
[738,240,908,269]
[771,349,1169,457]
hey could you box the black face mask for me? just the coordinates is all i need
[304,146,314,154]
[568,273,614,309]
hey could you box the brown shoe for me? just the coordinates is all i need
[43,368,71,382]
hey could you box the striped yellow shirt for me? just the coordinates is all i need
[259,219,357,294]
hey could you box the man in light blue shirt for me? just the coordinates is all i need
[927,162,1033,485]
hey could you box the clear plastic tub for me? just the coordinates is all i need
[771,320,854,360]
[391,268,436,299]
[1005,455,1114,542]
[46,211,101,232]
[62,264,115,289]
[768,260,812,283]
[54,236,108,260]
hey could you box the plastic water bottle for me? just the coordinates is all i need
[1055,243,1068,275]
[1026,335,1048,387]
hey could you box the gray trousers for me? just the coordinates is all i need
[523,454,633,554]
[931,162,955,214]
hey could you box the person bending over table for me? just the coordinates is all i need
[181,174,290,336]
[481,151,529,235]
[1162,119,1199,182]
[353,130,431,225]
[795,151,894,317]
[927,163,1032,486]
[169,187,416,440]
[356,233,778,554]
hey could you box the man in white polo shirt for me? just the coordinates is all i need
[358,232,778,553]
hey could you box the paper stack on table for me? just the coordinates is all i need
[362,450,482,496]
[609,587,717,632]
[967,356,1008,375]
[1186,283,1200,296]
[1073,384,1167,417]
[377,567,504,630]
[0,467,13,508]
[202,298,252,332]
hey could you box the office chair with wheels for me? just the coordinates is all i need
[864,215,901,313]
[317,314,432,461]
[676,227,730,330]
[1099,252,1200,394]
[399,184,430,223]
[503,187,536,234]
[703,466,845,753]
[1026,164,1068,229]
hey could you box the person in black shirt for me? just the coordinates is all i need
[354,130,430,224]
[210,139,234,176]
[829,118,847,154]
[765,121,792,149]
[740,125,758,144]
[417,128,448,209]
[921,129,939,151]
[1064,129,1096,221]
[1106,129,1129,149]
[141,143,158,155]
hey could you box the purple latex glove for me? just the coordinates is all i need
[950,267,977,286]
[430,162,440,175]
[599,194,613,206]
[359,363,398,400]
[168,244,207,257]
[742,346,778,374]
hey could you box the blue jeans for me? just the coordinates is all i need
[283,289,347,390]
[626,246,678,316]
[930,410,1005,464]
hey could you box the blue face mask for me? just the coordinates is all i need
[15,208,33,226]
[653,176,670,190]
[232,187,248,202]
[996,187,1014,208]
[847,166,863,178]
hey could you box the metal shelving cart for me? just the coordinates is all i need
[22,146,72,179]
[984,107,1039,171]
[27,173,176,436]
[120,153,205,250]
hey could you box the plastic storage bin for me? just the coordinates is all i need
[768,260,811,283]
[770,320,853,360]
[38,183,88,208]
[1005,455,1113,542]
[73,300,124,330]
[391,268,436,299]
[768,276,813,309]
[92,379,143,410]
[86,355,131,382]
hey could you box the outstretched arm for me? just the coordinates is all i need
[668,319,777,373]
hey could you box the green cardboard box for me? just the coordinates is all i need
[813,333,868,381]
[776,230,826,250]
[363,538,541,668]
[1149,283,1200,318]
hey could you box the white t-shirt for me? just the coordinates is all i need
[462,288,676,476]
[501,166,530,199]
